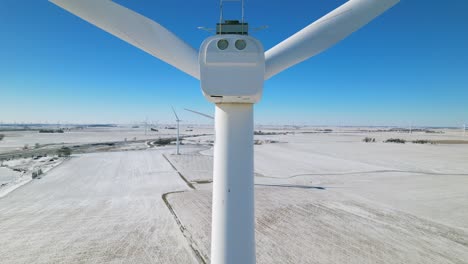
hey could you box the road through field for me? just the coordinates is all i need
[0,150,198,264]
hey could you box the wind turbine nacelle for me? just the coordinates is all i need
[199,35,265,104]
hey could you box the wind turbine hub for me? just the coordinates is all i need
[199,35,265,104]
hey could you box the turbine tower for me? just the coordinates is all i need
[171,107,181,155]
[49,0,400,263]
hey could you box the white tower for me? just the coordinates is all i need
[49,0,400,263]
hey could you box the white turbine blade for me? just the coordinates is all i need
[184,108,214,120]
[264,0,399,80]
[171,106,180,121]
[50,0,200,79]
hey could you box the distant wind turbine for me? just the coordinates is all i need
[172,107,181,155]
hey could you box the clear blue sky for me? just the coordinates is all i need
[1,0,467,126]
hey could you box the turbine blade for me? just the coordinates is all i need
[50,0,200,79]
[184,108,214,120]
[264,0,399,80]
[171,106,180,121]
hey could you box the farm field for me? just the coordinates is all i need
[0,127,467,263]
[0,149,200,264]
[168,188,468,264]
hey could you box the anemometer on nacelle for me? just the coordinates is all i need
[199,0,264,104]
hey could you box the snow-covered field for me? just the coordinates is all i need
[0,149,200,264]
[168,188,468,264]
[252,133,468,229]
[0,127,467,263]
[0,167,21,185]
[0,156,66,198]
[165,130,468,263]
[165,154,213,183]
[0,126,213,153]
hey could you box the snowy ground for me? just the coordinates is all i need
[1,127,467,263]
[165,131,468,263]
[252,133,468,229]
[165,153,213,183]
[0,156,66,198]
[167,188,468,264]
[0,149,200,264]
[0,167,21,185]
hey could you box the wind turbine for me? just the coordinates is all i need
[171,107,181,155]
[49,0,400,263]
